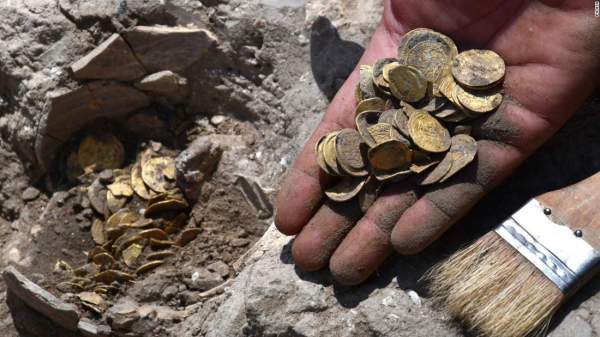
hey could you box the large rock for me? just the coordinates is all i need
[35,82,150,170]
[123,26,219,72]
[187,226,462,337]
[70,34,147,81]
[3,266,79,331]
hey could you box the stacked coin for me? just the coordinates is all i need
[56,144,201,313]
[316,28,505,211]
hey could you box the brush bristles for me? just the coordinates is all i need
[425,231,564,337]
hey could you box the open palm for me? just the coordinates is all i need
[275,0,600,285]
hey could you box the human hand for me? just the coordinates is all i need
[275,0,600,285]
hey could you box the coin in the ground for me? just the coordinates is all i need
[355,97,386,115]
[455,86,503,114]
[91,219,105,245]
[368,140,412,171]
[131,163,153,200]
[356,110,381,148]
[141,156,176,193]
[177,228,202,247]
[78,134,125,172]
[388,65,428,102]
[136,261,163,274]
[122,243,143,268]
[440,134,477,182]
[397,28,458,88]
[408,111,451,153]
[335,129,368,177]
[315,133,332,175]
[392,109,411,137]
[452,49,505,89]
[325,176,367,202]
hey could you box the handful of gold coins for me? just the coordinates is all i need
[56,137,201,314]
[316,28,505,211]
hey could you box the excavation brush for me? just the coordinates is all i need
[427,172,600,337]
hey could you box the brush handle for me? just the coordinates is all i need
[537,173,600,249]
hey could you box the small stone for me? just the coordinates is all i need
[405,290,421,306]
[210,115,226,125]
[207,261,230,278]
[3,266,79,331]
[230,238,250,247]
[175,136,223,202]
[184,268,223,291]
[22,187,40,201]
[70,33,146,81]
[123,25,219,72]
[107,298,140,331]
[78,318,111,337]
[98,169,114,184]
[135,71,190,103]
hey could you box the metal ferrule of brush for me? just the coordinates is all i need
[494,199,600,295]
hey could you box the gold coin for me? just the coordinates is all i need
[452,49,505,89]
[388,65,427,102]
[408,111,451,153]
[315,131,335,175]
[138,228,168,240]
[373,166,412,182]
[77,133,125,172]
[131,163,153,200]
[106,190,127,214]
[141,156,176,193]
[78,292,105,307]
[107,181,134,198]
[372,58,398,89]
[416,95,448,112]
[176,228,202,247]
[324,176,367,202]
[146,250,175,261]
[357,176,383,213]
[378,109,396,125]
[455,86,503,114]
[136,261,164,274]
[114,234,145,256]
[440,134,477,182]
[367,140,412,172]
[355,110,381,148]
[392,109,410,137]
[92,252,115,267]
[409,151,439,174]
[149,238,175,248]
[356,65,377,100]
[453,125,472,135]
[91,219,105,245]
[355,97,386,115]
[322,131,342,176]
[87,247,107,262]
[106,209,138,228]
[420,154,453,185]
[144,198,188,217]
[367,123,403,145]
[382,61,401,82]
[122,243,143,267]
[433,104,469,123]
[93,270,135,284]
[397,28,458,84]
[334,129,368,177]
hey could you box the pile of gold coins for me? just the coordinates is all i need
[316,28,505,211]
[56,134,200,314]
